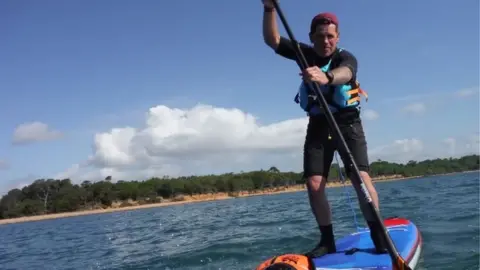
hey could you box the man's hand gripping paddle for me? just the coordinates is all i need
[269,1,412,270]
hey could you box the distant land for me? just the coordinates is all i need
[0,154,478,225]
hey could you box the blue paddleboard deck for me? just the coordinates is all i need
[312,217,422,270]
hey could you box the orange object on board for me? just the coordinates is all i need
[255,253,314,270]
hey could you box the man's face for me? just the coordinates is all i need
[310,23,339,57]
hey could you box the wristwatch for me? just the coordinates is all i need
[325,71,334,84]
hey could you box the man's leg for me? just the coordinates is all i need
[338,117,387,253]
[303,117,337,257]
[358,171,379,212]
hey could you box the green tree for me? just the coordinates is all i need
[1,155,478,220]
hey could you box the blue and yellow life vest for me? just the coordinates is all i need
[294,48,368,116]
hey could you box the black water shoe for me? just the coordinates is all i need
[304,238,337,258]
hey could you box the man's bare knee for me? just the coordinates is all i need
[307,175,327,192]
[359,171,375,190]
[357,170,380,210]
[359,170,371,180]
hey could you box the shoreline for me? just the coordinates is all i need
[0,171,476,225]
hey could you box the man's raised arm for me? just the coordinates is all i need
[262,0,280,50]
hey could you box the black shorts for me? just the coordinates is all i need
[303,110,370,179]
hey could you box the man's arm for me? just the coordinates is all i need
[262,7,280,50]
[330,50,358,85]
[262,6,310,61]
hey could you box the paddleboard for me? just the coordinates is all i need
[312,217,422,270]
[255,217,422,270]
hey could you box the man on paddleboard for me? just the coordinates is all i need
[261,0,388,257]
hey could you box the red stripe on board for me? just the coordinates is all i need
[384,217,410,227]
[405,227,422,263]
[383,217,422,264]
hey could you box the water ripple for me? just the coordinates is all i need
[0,172,479,270]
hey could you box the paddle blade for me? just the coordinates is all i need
[393,257,412,270]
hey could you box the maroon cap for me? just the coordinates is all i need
[310,12,339,34]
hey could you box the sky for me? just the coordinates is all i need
[1,0,479,195]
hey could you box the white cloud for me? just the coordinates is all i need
[55,104,480,182]
[465,133,480,152]
[380,86,479,106]
[369,138,424,162]
[401,102,426,115]
[456,87,479,98]
[362,109,379,121]
[443,137,456,157]
[57,104,308,181]
[12,121,63,145]
[370,135,479,163]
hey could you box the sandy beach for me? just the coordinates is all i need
[0,174,432,225]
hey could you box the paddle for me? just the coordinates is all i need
[270,1,412,269]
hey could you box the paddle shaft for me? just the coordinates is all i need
[270,1,410,269]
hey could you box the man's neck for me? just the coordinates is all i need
[313,47,338,59]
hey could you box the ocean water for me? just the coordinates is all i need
[0,172,479,270]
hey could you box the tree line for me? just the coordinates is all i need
[1,154,478,220]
